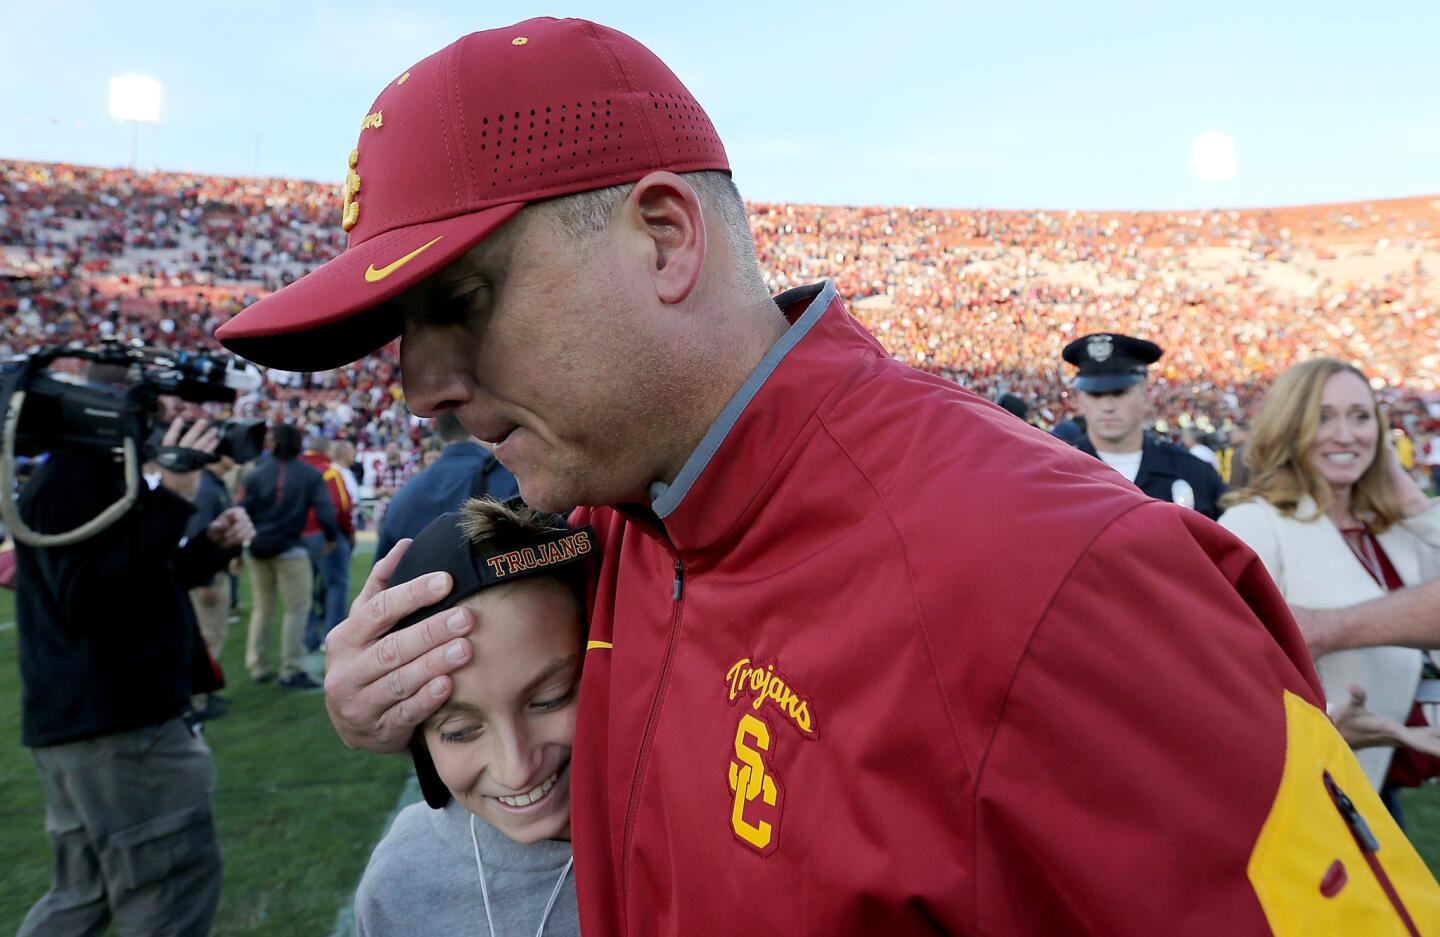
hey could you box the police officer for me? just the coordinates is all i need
[1061,332,1225,519]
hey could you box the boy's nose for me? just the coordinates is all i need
[491,724,542,793]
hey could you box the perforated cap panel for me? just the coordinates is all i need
[343,18,730,247]
[217,17,730,371]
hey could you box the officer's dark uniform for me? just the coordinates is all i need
[1061,333,1226,520]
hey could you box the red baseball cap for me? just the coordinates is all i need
[216,18,729,372]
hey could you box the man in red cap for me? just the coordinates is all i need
[218,18,1440,935]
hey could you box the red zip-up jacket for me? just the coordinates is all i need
[300,451,355,539]
[570,282,1440,936]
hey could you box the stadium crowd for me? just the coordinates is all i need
[3,158,1439,485]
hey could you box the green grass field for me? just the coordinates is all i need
[0,546,412,936]
[4,548,1440,933]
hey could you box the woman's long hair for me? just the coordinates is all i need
[1221,358,1403,532]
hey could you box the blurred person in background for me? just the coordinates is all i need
[1395,426,1417,479]
[332,439,368,532]
[1217,419,1251,488]
[996,392,1033,425]
[1219,358,1440,819]
[332,439,363,502]
[240,422,338,689]
[1049,413,1086,445]
[217,450,248,617]
[376,441,411,498]
[1181,425,1218,468]
[1422,428,1440,494]
[300,433,355,652]
[373,413,518,567]
[187,452,236,720]
[419,434,445,470]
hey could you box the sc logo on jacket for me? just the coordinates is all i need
[729,714,784,854]
[724,656,819,857]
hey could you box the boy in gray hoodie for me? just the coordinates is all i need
[354,499,593,937]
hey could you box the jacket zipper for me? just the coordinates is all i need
[618,551,686,932]
[1324,771,1421,937]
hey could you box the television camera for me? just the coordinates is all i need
[0,341,264,547]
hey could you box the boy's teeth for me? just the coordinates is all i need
[497,771,559,807]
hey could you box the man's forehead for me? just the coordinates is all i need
[427,207,536,290]
[1082,382,1146,399]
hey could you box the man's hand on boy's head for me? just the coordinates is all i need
[323,538,476,752]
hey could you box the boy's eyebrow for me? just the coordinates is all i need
[424,654,582,725]
[522,654,581,694]
[427,700,480,722]
[424,700,481,727]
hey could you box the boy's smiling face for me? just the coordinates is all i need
[421,577,582,843]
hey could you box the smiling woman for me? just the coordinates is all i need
[1221,358,1408,530]
[1219,358,1440,798]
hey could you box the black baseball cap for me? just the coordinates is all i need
[1062,332,1163,393]
[997,393,1030,421]
[385,504,596,808]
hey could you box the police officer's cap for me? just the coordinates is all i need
[1062,333,1163,393]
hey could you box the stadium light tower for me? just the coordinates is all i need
[108,75,161,170]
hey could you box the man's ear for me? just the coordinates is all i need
[625,171,706,305]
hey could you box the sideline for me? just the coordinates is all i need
[0,622,13,633]
[326,775,421,937]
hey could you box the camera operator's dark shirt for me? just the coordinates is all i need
[184,469,232,544]
[15,451,232,747]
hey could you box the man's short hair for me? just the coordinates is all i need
[538,170,770,301]
[271,423,302,460]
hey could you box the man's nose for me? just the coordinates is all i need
[399,332,470,417]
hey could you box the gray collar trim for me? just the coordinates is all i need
[649,280,837,518]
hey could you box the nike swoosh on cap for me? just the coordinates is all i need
[364,235,444,283]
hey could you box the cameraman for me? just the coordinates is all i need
[14,414,253,937]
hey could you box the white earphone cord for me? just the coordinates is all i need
[471,813,574,937]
